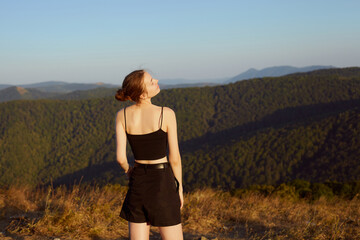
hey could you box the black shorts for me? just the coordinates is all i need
[120,163,181,226]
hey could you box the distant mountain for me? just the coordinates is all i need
[1,66,335,92]
[51,87,117,100]
[0,86,60,102]
[1,81,120,93]
[20,81,70,88]
[161,77,227,85]
[0,82,219,102]
[226,65,335,83]
[28,81,216,93]
[19,81,119,93]
[160,82,218,89]
[52,83,219,100]
[0,84,12,90]
[0,81,120,102]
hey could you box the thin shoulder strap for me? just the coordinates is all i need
[160,107,164,129]
[124,107,127,133]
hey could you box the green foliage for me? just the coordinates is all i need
[289,179,312,198]
[310,183,334,200]
[0,67,360,189]
[238,184,275,196]
[182,107,360,190]
[272,183,298,200]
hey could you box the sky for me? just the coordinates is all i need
[0,0,359,85]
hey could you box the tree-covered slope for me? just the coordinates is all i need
[0,98,118,185]
[0,67,359,188]
[0,86,60,102]
[181,107,360,190]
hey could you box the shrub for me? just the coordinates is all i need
[311,183,334,200]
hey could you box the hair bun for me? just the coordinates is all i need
[115,88,131,101]
[115,88,125,101]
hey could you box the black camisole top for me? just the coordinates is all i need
[124,107,168,160]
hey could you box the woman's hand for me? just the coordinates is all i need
[125,166,133,179]
[179,187,184,209]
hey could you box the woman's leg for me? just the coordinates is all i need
[159,223,183,240]
[129,222,150,240]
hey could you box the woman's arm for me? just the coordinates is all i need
[115,109,130,173]
[165,107,184,208]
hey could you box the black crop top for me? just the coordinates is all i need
[124,107,168,160]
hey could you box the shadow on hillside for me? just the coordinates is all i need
[180,98,360,152]
[50,158,134,187]
[49,98,359,188]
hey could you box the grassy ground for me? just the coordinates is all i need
[0,184,359,239]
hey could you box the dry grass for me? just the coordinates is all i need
[0,185,359,239]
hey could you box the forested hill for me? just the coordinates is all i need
[0,86,60,102]
[0,67,359,189]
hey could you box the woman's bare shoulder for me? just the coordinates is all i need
[163,106,175,115]
[115,107,126,122]
[163,107,176,123]
[116,107,125,115]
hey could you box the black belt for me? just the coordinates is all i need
[134,162,169,169]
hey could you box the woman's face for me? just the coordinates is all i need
[142,72,160,99]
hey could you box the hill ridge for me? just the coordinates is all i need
[0,67,359,188]
[226,65,335,83]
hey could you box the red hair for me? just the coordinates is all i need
[115,70,146,103]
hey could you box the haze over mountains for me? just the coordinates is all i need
[0,65,335,102]
[225,65,335,83]
[0,81,119,92]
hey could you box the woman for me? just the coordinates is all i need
[115,70,184,240]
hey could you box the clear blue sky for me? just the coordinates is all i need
[0,0,359,84]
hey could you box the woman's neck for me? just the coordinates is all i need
[137,98,152,106]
